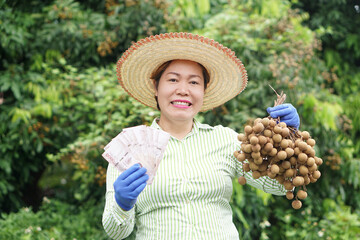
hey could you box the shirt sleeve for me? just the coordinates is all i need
[102,163,136,239]
[230,128,286,196]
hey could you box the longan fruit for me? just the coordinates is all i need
[270,164,280,174]
[299,165,309,175]
[273,134,282,143]
[313,170,321,179]
[298,142,308,151]
[269,148,278,157]
[249,162,259,171]
[276,175,285,184]
[307,148,316,157]
[301,131,310,140]
[298,153,308,164]
[260,149,268,156]
[263,143,273,153]
[294,147,301,156]
[285,148,295,158]
[271,155,280,163]
[307,138,316,147]
[293,176,305,187]
[278,122,287,128]
[250,136,259,145]
[292,200,302,209]
[258,135,268,146]
[308,163,318,172]
[305,145,313,154]
[237,153,246,162]
[243,163,250,172]
[253,123,265,133]
[264,129,273,138]
[277,150,287,160]
[281,161,291,169]
[286,191,294,200]
[247,134,254,141]
[254,118,262,124]
[297,190,308,200]
[244,125,253,134]
[285,168,295,178]
[269,119,276,127]
[283,180,294,190]
[242,144,252,153]
[267,170,277,179]
[237,133,247,142]
[261,118,270,127]
[287,139,295,148]
[281,128,290,137]
[315,157,323,166]
[273,125,282,134]
[295,139,302,147]
[309,175,318,183]
[289,157,297,166]
[280,139,289,149]
[234,151,239,158]
[304,176,311,185]
[254,157,263,165]
[238,176,247,185]
[307,157,315,166]
[251,144,261,153]
[252,171,261,179]
[258,162,268,171]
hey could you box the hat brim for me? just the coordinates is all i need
[116,32,247,112]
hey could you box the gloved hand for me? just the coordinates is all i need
[113,163,149,211]
[267,103,300,129]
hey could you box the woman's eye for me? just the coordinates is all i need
[190,81,199,85]
[169,78,177,82]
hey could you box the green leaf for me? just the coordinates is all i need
[11,84,21,100]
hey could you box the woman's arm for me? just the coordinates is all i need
[102,164,136,240]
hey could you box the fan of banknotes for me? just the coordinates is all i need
[102,125,171,184]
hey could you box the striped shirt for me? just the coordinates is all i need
[102,119,286,240]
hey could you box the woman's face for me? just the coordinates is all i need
[155,60,205,123]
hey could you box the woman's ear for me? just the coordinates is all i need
[152,79,158,96]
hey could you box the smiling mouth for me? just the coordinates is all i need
[171,101,192,107]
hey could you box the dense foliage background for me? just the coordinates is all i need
[1,0,359,239]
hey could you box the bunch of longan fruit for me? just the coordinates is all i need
[234,116,323,210]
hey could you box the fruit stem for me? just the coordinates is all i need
[269,84,287,107]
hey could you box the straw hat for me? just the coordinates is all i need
[116,32,247,112]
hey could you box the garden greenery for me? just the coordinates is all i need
[1,0,359,239]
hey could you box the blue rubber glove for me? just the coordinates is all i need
[267,103,300,129]
[113,163,149,211]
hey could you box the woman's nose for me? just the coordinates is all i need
[175,82,189,95]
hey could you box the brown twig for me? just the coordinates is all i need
[269,84,286,106]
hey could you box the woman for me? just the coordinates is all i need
[102,33,300,239]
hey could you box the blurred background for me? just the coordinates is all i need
[0,0,359,239]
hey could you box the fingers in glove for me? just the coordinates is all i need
[128,174,149,192]
[123,167,147,184]
[269,107,293,118]
[119,163,142,180]
[267,104,289,113]
[132,182,147,197]
[280,114,295,121]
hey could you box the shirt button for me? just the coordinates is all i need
[186,200,190,204]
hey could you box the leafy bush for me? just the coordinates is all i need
[0,198,109,240]
[0,0,165,213]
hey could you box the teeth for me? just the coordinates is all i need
[172,101,190,106]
